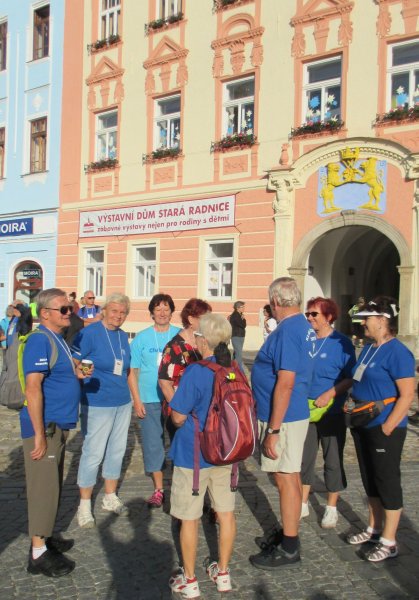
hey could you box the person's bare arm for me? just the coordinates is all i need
[159,378,175,403]
[171,409,187,428]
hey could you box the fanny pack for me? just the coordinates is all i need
[308,397,334,423]
[343,397,396,428]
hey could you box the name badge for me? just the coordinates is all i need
[113,359,123,376]
[353,363,367,382]
[156,351,162,367]
[87,313,94,319]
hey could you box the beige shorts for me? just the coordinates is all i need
[170,465,236,520]
[258,419,309,473]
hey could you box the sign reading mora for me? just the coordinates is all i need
[79,195,235,238]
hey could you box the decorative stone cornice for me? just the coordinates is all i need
[290,1,354,27]
[86,57,124,86]
[143,48,189,70]
[211,26,265,50]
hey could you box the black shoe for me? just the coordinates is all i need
[255,527,283,549]
[27,549,75,577]
[46,536,74,554]
[408,413,419,425]
[249,543,301,570]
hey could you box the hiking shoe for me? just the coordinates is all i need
[364,542,398,562]
[300,502,309,519]
[249,543,301,570]
[102,494,127,515]
[46,536,74,554]
[27,549,75,577]
[147,489,164,509]
[169,568,200,598]
[346,529,381,545]
[206,561,232,592]
[77,507,95,529]
[255,527,283,549]
[321,506,338,529]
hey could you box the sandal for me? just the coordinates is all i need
[365,542,398,562]
[347,529,381,545]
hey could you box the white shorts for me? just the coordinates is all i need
[258,419,309,473]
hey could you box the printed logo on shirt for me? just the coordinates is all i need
[376,449,386,453]
[369,362,376,368]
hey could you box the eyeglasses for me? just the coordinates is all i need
[305,311,320,318]
[86,296,96,300]
[193,331,204,338]
[46,306,73,315]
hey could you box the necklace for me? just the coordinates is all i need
[48,329,75,373]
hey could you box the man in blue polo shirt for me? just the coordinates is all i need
[250,277,315,570]
[21,288,88,578]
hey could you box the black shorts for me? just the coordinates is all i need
[351,425,406,510]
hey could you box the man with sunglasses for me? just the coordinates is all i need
[20,289,89,578]
[77,290,102,325]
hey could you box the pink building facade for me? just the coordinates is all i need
[57,0,419,351]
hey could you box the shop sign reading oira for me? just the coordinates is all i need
[79,195,235,238]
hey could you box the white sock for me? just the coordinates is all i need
[79,498,91,512]
[380,536,396,547]
[32,544,47,560]
[105,492,117,500]
[326,505,337,512]
[366,526,380,534]
[302,502,308,508]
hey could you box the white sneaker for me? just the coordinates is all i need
[206,561,232,592]
[300,502,309,519]
[169,567,200,598]
[77,507,95,528]
[102,494,127,515]
[321,506,338,529]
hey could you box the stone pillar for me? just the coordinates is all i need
[411,182,419,355]
[397,265,414,336]
[268,175,295,280]
[288,267,308,299]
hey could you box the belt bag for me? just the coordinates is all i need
[344,397,396,428]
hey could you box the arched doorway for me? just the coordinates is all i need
[304,225,400,334]
[13,260,43,305]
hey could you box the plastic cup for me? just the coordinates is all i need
[81,359,93,374]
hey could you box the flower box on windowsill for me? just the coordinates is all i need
[290,119,344,139]
[87,34,121,54]
[143,147,182,164]
[145,12,184,35]
[213,0,253,11]
[374,105,419,127]
[211,133,257,152]
[85,158,118,173]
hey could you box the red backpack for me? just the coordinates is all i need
[192,360,257,495]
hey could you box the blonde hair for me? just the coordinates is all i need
[102,293,131,315]
[198,313,231,350]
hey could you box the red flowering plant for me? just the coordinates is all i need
[211,132,257,151]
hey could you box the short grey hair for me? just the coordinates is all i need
[269,277,301,307]
[199,313,231,350]
[37,288,67,313]
[102,292,131,315]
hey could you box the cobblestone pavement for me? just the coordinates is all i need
[1,375,419,599]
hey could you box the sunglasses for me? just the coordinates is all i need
[305,311,320,318]
[46,305,74,315]
[193,331,204,338]
[86,296,96,300]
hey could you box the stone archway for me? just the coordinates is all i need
[289,214,413,335]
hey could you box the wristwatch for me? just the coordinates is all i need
[266,427,280,434]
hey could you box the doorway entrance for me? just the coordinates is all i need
[304,225,400,334]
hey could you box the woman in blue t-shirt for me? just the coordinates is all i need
[72,293,140,529]
[300,297,356,529]
[346,296,415,563]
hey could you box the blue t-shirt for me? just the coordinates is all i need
[20,325,81,439]
[130,324,180,403]
[72,321,131,407]
[352,338,415,428]
[169,357,216,469]
[309,330,356,415]
[77,305,101,319]
[251,313,315,423]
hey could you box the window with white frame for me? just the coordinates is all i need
[206,240,234,299]
[157,0,182,20]
[96,110,117,160]
[101,0,120,39]
[154,95,181,149]
[303,57,341,123]
[0,21,7,71]
[84,249,104,297]
[223,77,255,137]
[133,244,156,298]
[33,5,49,60]
[388,40,419,109]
